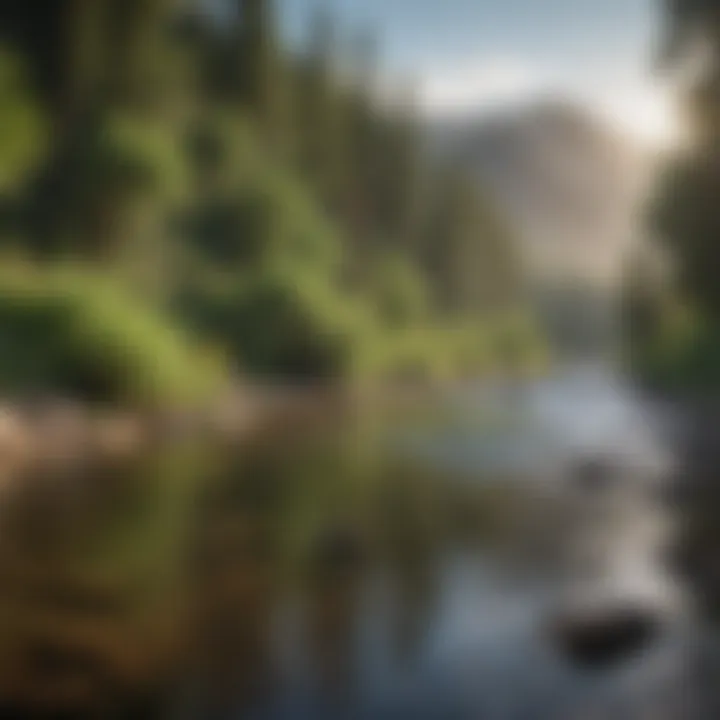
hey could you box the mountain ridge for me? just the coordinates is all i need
[428,99,655,286]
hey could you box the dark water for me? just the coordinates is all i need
[0,367,717,719]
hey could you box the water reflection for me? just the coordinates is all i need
[0,372,715,718]
[0,452,202,715]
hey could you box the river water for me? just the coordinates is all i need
[0,366,718,718]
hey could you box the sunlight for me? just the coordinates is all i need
[418,58,684,150]
[596,84,684,150]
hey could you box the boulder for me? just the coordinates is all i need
[547,601,662,669]
[569,455,618,493]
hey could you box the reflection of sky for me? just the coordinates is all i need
[393,366,671,479]
[277,0,677,146]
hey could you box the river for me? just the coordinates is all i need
[0,365,717,718]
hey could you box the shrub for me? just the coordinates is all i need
[0,49,47,193]
[183,114,340,274]
[179,266,376,381]
[629,302,720,395]
[367,253,430,328]
[0,261,226,406]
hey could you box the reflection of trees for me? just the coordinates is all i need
[185,443,287,717]
[189,510,277,716]
[377,470,442,670]
[389,553,438,669]
[0,415,493,717]
[673,415,720,619]
[185,423,372,714]
[0,451,204,715]
[306,541,364,706]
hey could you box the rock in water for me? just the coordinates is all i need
[547,602,662,669]
[570,455,618,493]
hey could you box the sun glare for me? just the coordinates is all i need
[598,85,684,150]
[418,58,684,151]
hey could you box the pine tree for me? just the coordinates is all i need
[373,78,425,254]
[295,6,344,210]
[232,0,290,153]
[651,0,720,319]
[338,28,382,268]
[426,170,518,316]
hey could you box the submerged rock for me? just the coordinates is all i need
[547,601,663,669]
[568,454,620,493]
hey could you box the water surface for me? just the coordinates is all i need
[0,367,713,719]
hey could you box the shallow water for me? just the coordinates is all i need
[0,367,714,718]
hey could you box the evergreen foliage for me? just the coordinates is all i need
[627,0,720,391]
[0,0,543,399]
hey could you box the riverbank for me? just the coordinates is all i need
[0,381,435,478]
[0,364,562,478]
[0,364,704,718]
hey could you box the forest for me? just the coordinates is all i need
[0,0,546,406]
[624,0,720,394]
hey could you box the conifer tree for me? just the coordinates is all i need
[233,0,290,152]
[650,0,720,319]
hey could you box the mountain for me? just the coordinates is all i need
[429,100,655,287]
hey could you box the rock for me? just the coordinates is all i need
[0,406,31,468]
[26,401,92,471]
[569,455,618,493]
[90,412,148,461]
[547,601,662,669]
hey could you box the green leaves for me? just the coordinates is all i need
[100,113,188,199]
[0,49,46,192]
[0,261,226,405]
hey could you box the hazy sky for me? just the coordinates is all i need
[278,0,679,146]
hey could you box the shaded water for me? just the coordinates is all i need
[0,367,716,718]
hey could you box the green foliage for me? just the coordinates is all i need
[627,0,720,391]
[101,114,188,199]
[626,301,720,394]
[0,49,46,192]
[425,170,519,316]
[0,261,225,405]
[227,270,368,379]
[180,265,376,380]
[650,154,720,320]
[367,252,429,327]
[0,0,541,397]
[184,112,341,273]
[21,108,189,264]
[359,313,547,383]
[231,0,291,152]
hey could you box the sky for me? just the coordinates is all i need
[277,0,681,147]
